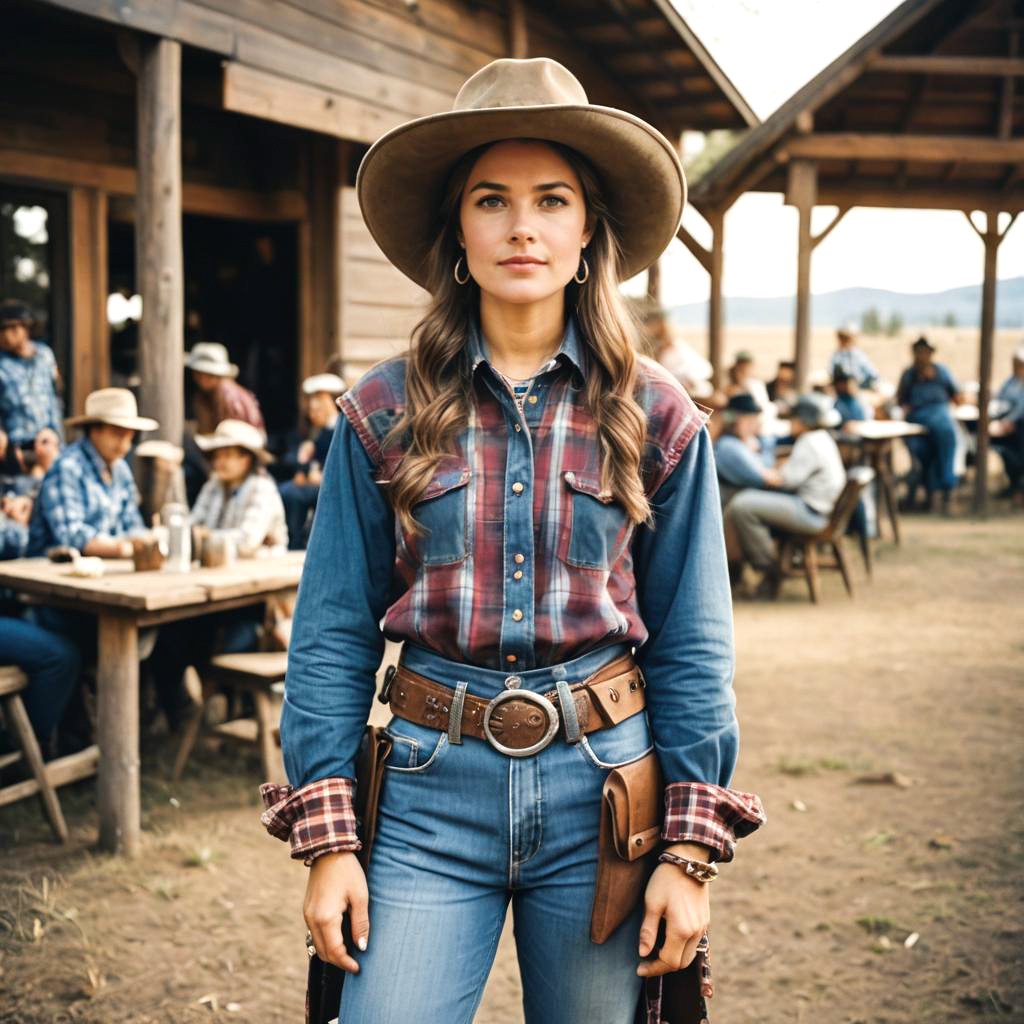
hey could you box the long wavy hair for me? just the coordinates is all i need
[386,140,650,535]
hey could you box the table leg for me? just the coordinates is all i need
[97,613,141,857]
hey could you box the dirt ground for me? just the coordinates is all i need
[1,510,1022,1024]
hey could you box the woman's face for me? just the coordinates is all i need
[212,445,254,485]
[458,140,591,307]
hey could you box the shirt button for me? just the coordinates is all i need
[514,423,522,432]
[513,570,523,580]
[514,553,525,564]
[512,482,524,494]
[527,395,538,404]
[506,654,517,664]
[512,609,523,621]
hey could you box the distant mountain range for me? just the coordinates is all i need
[667,276,1024,329]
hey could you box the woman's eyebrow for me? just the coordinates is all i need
[533,181,576,193]
[467,180,577,193]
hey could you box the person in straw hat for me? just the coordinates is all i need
[279,372,346,549]
[185,341,265,435]
[28,387,156,559]
[260,58,763,1024]
[148,419,286,729]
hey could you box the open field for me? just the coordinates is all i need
[1,513,1022,1024]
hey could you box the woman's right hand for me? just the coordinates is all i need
[304,851,369,973]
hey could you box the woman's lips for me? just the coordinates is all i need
[499,256,546,270]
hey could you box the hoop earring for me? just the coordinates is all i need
[573,256,589,285]
[453,255,471,285]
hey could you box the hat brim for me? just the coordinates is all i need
[195,435,274,464]
[186,359,239,378]
[65,414,159,432]
[357,104,686,290]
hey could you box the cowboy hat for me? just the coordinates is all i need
[792,394,842,430]
[195,419,273,463]
[185,342,238,378]
[301,372,346,396]
[66,388,158,432]
[356,57,686,290]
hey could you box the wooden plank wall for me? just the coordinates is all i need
[339,188,429,382]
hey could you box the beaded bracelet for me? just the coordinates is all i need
[658,851,719,883]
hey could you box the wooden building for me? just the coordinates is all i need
[1,0,754,444]
[681,0,1023,508]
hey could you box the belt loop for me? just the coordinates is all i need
[555,679,581,744]
[447,681,469,745]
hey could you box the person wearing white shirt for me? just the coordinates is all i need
[725,395,846,592]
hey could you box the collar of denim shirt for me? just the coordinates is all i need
[466,313,586,387]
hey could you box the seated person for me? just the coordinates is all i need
[992,345,1024,500]
[28,388,156,558]
[149,420,286,728]
[828,323,879,389]
[832,368,868,424]
[714,393,772,508]
[725,395,846,593]
[896,336,961,512]
[767,360,797,416]
[0,300,64,476]
[280,373,345,549]
[0,492,32,559]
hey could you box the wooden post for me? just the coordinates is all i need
[707,208,724,389]
[788,160,817,391]
[136,37,183,443]
[974,213,1000,516]
[69,186,109,415]
[509,0,528,58]
[97,613,140,857]
[646,259,661,303]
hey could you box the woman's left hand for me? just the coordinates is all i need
[637,842,712,977]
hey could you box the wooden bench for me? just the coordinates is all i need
[0,666,99,842]
[773,467,876,603]
[172,651,287,782]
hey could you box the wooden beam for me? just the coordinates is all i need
[787,160,816,392]
[136,37,183,445]
[974,212,998,515]
[869,56,1024,76]
[223,62,406,146]
[811,206,850,250]
[509,0,529,58]
[998,32,1019,139]
[707,208,725,389]
[675,224,711,274]
[783,133,1024,164]
[69,187,109,416]
[813,184,1024,213]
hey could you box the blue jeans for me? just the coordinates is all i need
[0,615,81,743]
[279,481,320,550]
[906,404,958,493]
[339,642,649,1024]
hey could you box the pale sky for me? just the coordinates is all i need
[640,0,1024,304]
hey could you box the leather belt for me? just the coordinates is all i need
[379,654,646,757]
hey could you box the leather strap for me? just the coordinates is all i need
[387,654,646,750]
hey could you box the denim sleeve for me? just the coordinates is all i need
[714,437,767,489]
[632,426,738,788]
[279,416,395,786]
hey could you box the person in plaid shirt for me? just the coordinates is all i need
[0,300,64,475]
[261,58,764,1024]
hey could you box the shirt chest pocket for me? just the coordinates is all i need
[408,463,472,566]
[558,470,631,571]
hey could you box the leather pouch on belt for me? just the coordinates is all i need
[306,726,393,1024]
[590,749,663,944]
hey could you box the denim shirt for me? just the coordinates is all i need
[0,341,64,445]
[282,320,738,794]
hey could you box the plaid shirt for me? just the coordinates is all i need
[28,438,144,554]
[0,341,64,445]
[196,378,265,434]
[0,515,28,559]
[190,468,287,556]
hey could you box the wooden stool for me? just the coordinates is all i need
[0,666,99,843]
[172,651,287,782]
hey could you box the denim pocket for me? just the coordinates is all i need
[408,462,471,566]
[573,709,653,770]
[559,470,631,570]
[383,718,449,774]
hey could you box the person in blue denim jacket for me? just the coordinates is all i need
[261,58,764,1024]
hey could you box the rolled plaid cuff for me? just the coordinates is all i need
[259,777,361,865]
[662,781,766,863]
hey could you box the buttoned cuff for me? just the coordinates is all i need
[662,781,765,863]
[259,777,361,865]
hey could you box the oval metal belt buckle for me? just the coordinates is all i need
[482,689,560,757]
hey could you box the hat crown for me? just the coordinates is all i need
[209,419,266,451]
[85,387,140,419]
[452,58,588,113]
[190,342,230,364]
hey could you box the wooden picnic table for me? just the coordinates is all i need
[838,420,927,544]
[0,552,304,857]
